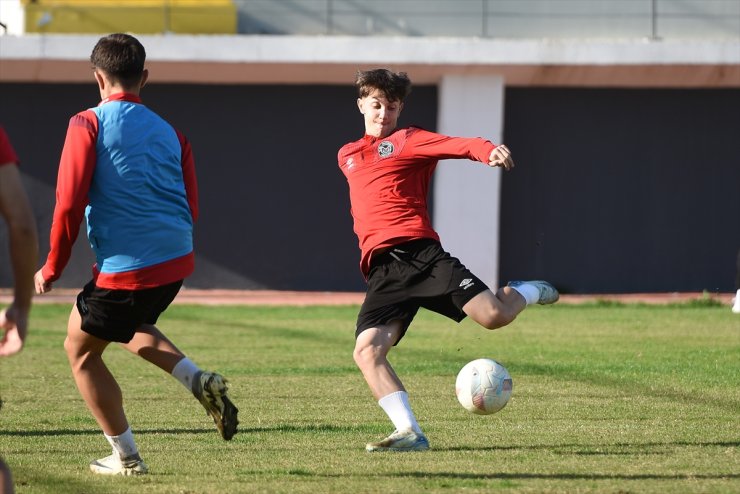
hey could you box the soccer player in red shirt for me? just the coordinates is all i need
[338,69,559,452]
[0,125,39,493]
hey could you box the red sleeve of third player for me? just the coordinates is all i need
[0,126,20,166]
[42,111,98,283]
[176,129,198,222]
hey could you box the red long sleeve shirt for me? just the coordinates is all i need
[338,126,496,277]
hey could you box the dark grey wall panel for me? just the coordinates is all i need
[3,83,738,293]
[500,88,740,294]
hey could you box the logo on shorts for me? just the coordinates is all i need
[378,141,394,157]
[77,294,89,315]
[459,278,475,290]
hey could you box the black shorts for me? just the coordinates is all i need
[76,279,183,343]
[355,239,489,344]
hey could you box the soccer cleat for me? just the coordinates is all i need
[192,371,239,440]
[366,429,430,452]
[508,280,560,305]
[89,453,148,476]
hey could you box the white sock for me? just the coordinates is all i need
[104,427,138,459]
[171,357,201,393]
[509,283,540,305]
[378,391,423,435]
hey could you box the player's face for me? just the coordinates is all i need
[357,89,403,139]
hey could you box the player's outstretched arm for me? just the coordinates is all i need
[0,164,38,356]
[488,145,515,171]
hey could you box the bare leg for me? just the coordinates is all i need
[463,287,527,330]
[120,324,185,373]
[353,321,405,400]
[64,307,128,436]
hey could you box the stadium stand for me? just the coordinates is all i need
[22,0,237,34]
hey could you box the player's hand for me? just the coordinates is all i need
[34,269,52,294]
[0,304,28,357]
[488,145,514,171]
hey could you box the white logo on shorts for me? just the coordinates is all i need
[459,278,474,290]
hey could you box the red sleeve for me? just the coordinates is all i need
[0,126,19,166]
[176,129,198,222]
[41,111,98,282]
[406,127,495,164]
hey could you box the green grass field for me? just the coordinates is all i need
[1,302,738,493]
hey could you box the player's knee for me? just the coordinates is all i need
[353,342,382,368]
[63,334,99,368]
[476,308,515,330]
[63,334,76,359]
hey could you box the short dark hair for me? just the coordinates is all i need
[90,33,146,88]
[355,69,412,102]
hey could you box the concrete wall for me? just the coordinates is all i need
[434,75,505,290]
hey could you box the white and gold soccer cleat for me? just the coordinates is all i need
[192,371,239,440]
[366,429,430,452]
[89,453,148,476]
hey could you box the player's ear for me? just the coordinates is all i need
[140,69,149,89]
[357,98,364,114]
[93,69,106,91]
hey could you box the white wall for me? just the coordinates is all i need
[433,75,505,289]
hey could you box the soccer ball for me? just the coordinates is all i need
[455,358,513,415]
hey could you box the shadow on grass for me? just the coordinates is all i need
[236,469,740,482]
[391,471,740,481]
[441,439,740,452]
[0,423,375,437]
[0,428,214,437]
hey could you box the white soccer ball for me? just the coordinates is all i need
[455,358,513,415]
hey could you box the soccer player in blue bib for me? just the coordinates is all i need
[34,34,238,475]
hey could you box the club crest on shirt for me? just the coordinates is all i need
[378,141,394,157]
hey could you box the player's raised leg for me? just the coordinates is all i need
[463,281,559,330]
[121,325,239,441]
[354,321,429,452]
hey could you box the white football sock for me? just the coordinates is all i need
[104,427,138,459]
[171,357,201,392]
[378,391,423,435]
[509,283,540,305]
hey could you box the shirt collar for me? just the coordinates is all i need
[99,92,142,106]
